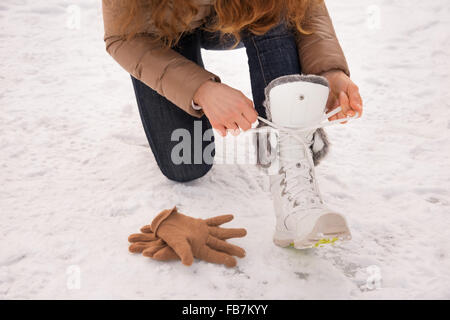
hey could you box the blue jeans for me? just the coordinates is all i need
[131,23,301,182]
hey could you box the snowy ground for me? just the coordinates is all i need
[1,0,450,299]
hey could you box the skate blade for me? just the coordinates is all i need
[278,231,351,249]
[288,237,338,248]
[274,213,352,249]
[295,232,351,249]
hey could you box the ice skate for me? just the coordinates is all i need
[258,75,358,249]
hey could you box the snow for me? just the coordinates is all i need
[1,0,449,299]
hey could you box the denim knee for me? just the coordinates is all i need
[159,163,213,183]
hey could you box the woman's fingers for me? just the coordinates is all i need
[240,97,258,124]
[212,124,227,137]
[224,121,239,135]
[231,101,256,132]
[328,88,362,123]
[329,114,339,121]
[128,232,157,243]
[206,236,246,258]
[225,97,256,133]
[326,95,340,121]
[211,123,227,137]
[242,107,258,125]
[338,91,350,123]
[197,245,237,268]
[348,84,363,116]
[208,226,247,239]
[234,115,252,132]
[202,84,257,136]
[204,214,234,226]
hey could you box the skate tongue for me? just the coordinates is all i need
[262,76,330,164]
[268,81,329,128]
[267,79,329,161]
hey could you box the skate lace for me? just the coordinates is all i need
[257,107,359,213]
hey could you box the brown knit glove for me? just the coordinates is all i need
[128,207,247,267]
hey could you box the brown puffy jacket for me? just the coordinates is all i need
[102,0,349,117]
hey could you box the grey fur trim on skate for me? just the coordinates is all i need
[312,128,329,166]
[261,74,331,166]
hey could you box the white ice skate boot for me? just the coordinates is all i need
[257,75,359,249]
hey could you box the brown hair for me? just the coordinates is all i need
[111,0,317,48]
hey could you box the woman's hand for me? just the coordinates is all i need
[193,80,258,136]
[321,70,363,123]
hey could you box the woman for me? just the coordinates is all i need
[103,0,363,249]
[102,0,362,182]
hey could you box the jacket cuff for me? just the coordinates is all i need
[151,207,178,235]
[191,100,203,111]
